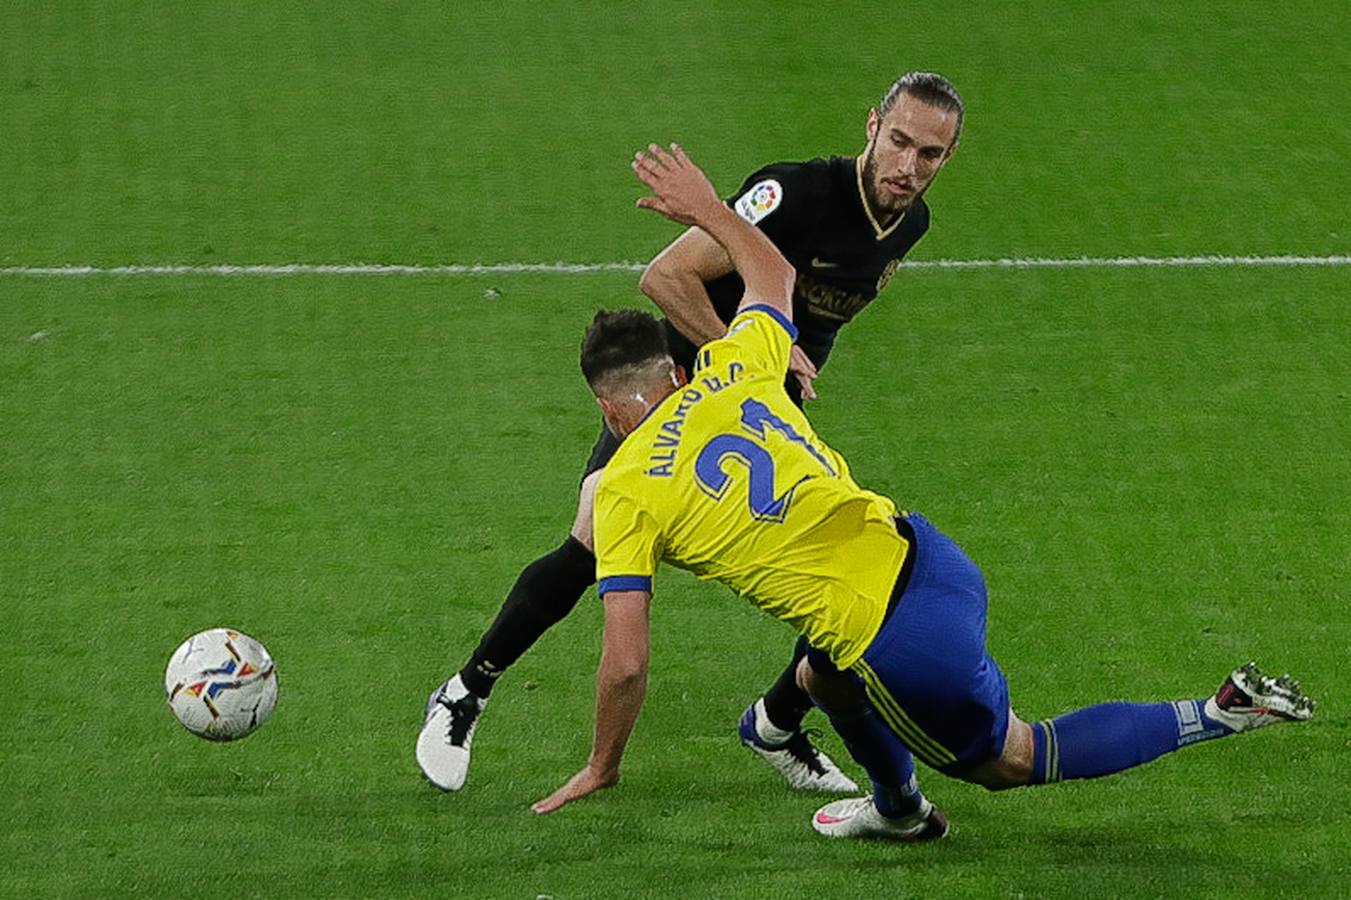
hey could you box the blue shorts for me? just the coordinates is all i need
[809,512,1010,772]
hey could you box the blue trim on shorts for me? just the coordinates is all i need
[802,513,1010,772]
[856,512,1011,772]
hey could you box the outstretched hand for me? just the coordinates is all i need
[789,345,818,400]
[632,143,723,227]
[531,763,619,815]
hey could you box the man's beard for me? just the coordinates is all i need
[862,145,914,220]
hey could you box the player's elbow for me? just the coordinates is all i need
[760,258,796,310]
[638,258,675,302]
[603,658,649,691]
[601,639,650,686]
[772,258,796,302]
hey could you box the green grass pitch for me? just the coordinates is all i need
[3,3,1349,897]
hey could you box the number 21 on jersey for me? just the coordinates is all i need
[694,397,836,524]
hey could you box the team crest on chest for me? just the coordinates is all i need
[735,179,783,224]
[876,258,902,292]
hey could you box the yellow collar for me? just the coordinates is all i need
[855,155,906,240]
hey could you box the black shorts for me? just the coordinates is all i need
[582,422,624,480]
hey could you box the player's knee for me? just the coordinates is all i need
[974,764,1030,792]
[795,656,813,694]
[569,471,603,550]
[568,518,594,552]
[799,659,865,715]
[999,714,1036,784]
[954,714,1034,791]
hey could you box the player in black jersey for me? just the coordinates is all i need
[417,72,965,795]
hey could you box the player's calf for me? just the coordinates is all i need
[967,662,1316,789]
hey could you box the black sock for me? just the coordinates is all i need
[760,635,814,732]
[458,536,596,697]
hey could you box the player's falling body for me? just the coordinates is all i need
[526,142,1314,838]
[418,72,966,794]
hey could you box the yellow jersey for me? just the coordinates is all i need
[593,305,909,668]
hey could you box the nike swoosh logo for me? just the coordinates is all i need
[815,813,849,824]
[810,257,839,269]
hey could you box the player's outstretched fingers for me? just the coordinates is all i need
[647,142,677,169]
[635,195,671,215]
[530,791,569,815]
[633,150,663,178]
[633,163,672,212]
[532,765,618,815]
[632,142,718,227]
[632,158,659,187]
[790,345,819,379]
[795,371,817,400]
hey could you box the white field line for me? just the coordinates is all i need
[0,262,647,277]
[1,255,1349,278]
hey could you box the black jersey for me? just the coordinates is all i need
[660,155,930,401]
[594,156,932,478]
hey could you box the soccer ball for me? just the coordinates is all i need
[164,628,278,741]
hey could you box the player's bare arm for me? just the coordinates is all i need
[642,228,819,399]
[633,143,794,323]
[639,227,734,347]
[532,589,651,815]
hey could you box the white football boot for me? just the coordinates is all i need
[1204,661,1315,732]
[811,795,949,841]
[738,699,858,793]
[416,674,488,791]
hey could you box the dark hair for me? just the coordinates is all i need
[580,308,671,388]
[879,71,964,143]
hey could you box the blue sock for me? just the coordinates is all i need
[1031,699,1233,783]
[823,706,924,817]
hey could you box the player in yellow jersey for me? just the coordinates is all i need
[533,144,1315,839]
[588,306,907,672]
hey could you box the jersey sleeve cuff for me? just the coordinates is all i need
[741,304,799,341]
[597,575,653,596]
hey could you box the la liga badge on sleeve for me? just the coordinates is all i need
[734,179,783,224]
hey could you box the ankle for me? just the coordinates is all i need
[458,662,499,698]
[753,698,797,744]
